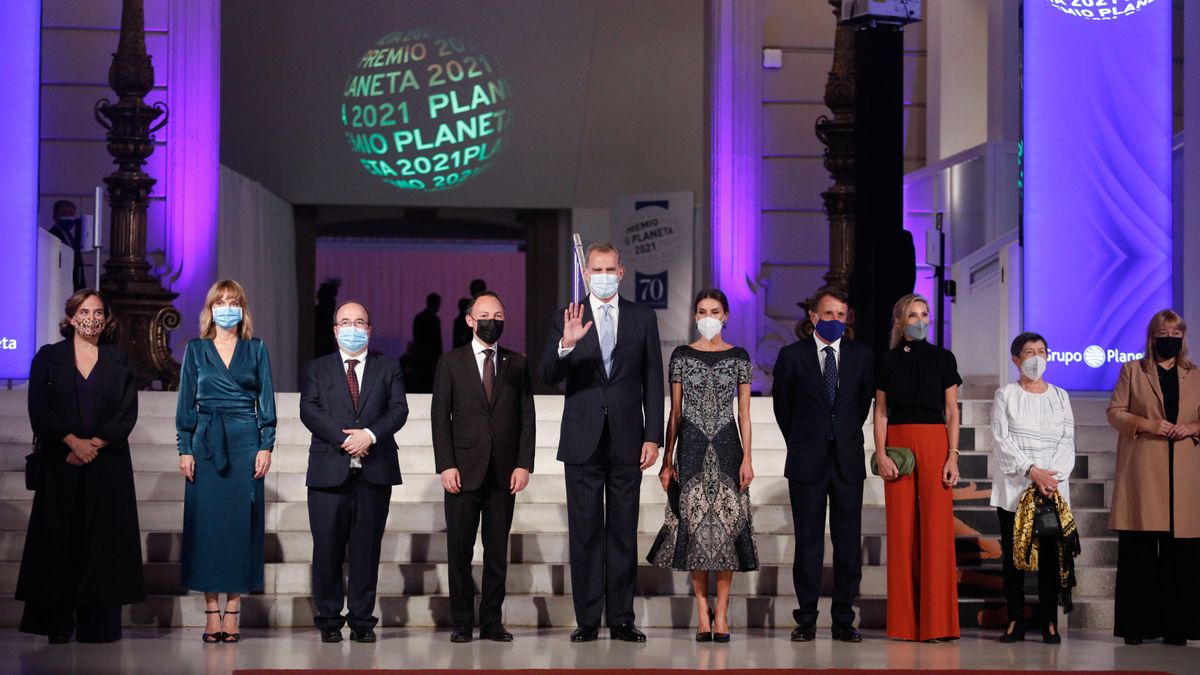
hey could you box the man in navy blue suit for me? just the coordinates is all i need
[773,287,874,643]
[300,300,409,644]
[540,242,664,643]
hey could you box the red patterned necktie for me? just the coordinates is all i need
[346,359,360,410]
[482,349,495,401]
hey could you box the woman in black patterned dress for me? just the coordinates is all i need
[649,289,758,642]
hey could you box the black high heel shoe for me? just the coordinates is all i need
[696,607,713,642]
[202,610,224,644]
[1042,621,1061,645]
[998,620,1025,643]
[221,610,241,643]
[712,608,731,643]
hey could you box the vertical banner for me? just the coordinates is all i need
[611,192,695,373]
[1024,0,1172,390]
[0,1,40,378]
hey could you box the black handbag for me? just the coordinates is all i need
[25,435,41,491]
[1032,495,1061,538]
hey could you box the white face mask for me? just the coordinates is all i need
[696,316,723,341]
[588,273,619,300]
[1021,355,1047,381]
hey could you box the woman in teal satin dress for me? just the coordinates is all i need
[176,279,276,643]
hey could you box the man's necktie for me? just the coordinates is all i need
[346,359,360,410]
[599,304,615,376]
[482,348,495,401]
[823,346,838,405]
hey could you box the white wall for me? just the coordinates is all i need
[926,0,990,162]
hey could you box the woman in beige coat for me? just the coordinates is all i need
[1107,309,1200,646]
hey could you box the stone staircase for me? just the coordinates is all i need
[0,391,1117,630]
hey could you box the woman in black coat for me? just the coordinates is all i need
[16,290,144,643]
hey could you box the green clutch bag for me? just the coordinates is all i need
[870,446,915,477]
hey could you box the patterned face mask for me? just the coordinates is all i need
[73,316,105,337]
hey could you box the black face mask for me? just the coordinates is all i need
[474,319,504,345]
[1154,336,1183,360]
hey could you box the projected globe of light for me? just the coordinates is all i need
[1042,0,1157,21]
[341,28,511,192]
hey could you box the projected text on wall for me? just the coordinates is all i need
[341,28,512,192]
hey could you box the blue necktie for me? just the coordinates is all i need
[823,345,838,405]
[599,304,615,376]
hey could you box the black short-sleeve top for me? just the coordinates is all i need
[876,338,963,425]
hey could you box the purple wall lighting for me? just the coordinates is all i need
[0,1,41,378]
[1024,0,1172,390]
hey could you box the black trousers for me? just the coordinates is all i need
[445,463,517,627]
[1115,530,1200,641]
[563,423,642,629]
[996,507,1059,626]
[20,603,122,642]
[308,470,392,632]
[789,442,863,627]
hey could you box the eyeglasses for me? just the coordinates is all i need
[335,319,369,328]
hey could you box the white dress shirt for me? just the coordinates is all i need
[815,335,842,374]
[472,336,498,381]
[340,349,377,468]
[558,293,619,357]
[989,382,1075,512]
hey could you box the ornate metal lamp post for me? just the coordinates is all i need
[816,0,857,293]
[95,0,182,389]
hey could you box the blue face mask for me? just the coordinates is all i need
[337,325,369,352]
[212,306,243,329]
[814,319,846,343]
[589,273,619,300]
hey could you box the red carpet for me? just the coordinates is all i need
[235,670,1173,675]
[229,662,1166,667]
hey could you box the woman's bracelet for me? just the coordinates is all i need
[948,448,960,456]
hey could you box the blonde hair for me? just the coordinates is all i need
[889,293,930,349]
[199,279,254,340]
[1143,309,1193,370]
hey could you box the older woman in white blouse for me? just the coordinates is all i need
[990,332,1075,645]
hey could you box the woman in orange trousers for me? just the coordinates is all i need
[873,294,962,642]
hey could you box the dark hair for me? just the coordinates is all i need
[809,285,849,310]
[59,289,117,341]
[334,299,372,326]
[52,200,76,218]
[468,290,504,313]
[585,241,621,265]
[469,278,487,295]
[1010,331,1048,357]
[693,288,729,314]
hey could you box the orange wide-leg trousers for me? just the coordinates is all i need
[883,423,959,641]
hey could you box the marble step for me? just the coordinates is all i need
[0,592,1116,630]
[0,558,1117,601]
[0,528,1120,569]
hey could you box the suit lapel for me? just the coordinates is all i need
[354,352,380,411]
[51,342,82,432]
[1141,360,1165,412]
[800,337,829,408]
[581,301,608,381]
[457,346,491,410]
[329,353,357,413]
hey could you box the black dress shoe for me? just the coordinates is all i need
[1042,622,1061,645]
[350,629,376,643]
[320,629,343,643]
[998,621,1026,643]
[1123,637,1143,645]
[450,625,473,643]
[1164,637,1187,646]
[610,624,647,643]
[832,624,863,643]
[480,624,513,642]
[791,624,816,642]
[570,626,599,642]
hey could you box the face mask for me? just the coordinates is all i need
[212,306,243,329]
[1021,355,1047,381]
[1154,336,1183,360]
[814,319,845,343]
[696,316,723,341]
[474,319,504,345]
[337,325,369,352]
[588,273,619,300]
[73,316,105,338]
[903,320,929,341]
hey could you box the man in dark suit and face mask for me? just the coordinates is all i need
[432,291,536,643]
